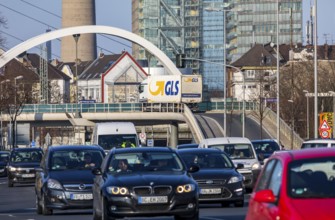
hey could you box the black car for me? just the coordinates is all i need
[251,139,281,164]
[35,145,105,215]
[92,147,200,220]
[0,151,10,177]
[7,147,43,187]
[177,148,245,207]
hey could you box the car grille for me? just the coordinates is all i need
[196,179,226,186]
[63,184,93,192]
[137,205,170,211]
[199,188,232,199]
[133,186,172,196]
[13,168,35,174]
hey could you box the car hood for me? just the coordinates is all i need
[190,168,236,180]
[290,198,335,219]
[105,171,193,187]
[49,170,95,184]
[9,162,40,168]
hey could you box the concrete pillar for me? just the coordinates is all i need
[169,122,178,148]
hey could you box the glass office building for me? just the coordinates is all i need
[132,0,303,97]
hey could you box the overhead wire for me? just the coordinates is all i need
[0,1,131,57]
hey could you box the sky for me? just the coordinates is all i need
[0,0,334,61]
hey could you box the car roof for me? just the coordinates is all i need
[11,147,43,151]
[251,139,278,143]
[200,137,252,144]
[48,145,104,151]
[177,148,221,153]
[302,139,335,144]
[112,147,174,154]
[270,148,335,162]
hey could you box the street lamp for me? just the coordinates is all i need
[288,99,294,149]
[328,91,335,138]
[303,90,310,139]
[14,75,23,147]
[313,0,318,138]
[73,33,81,118]
[276,0,280,144]
[204,4,243,137]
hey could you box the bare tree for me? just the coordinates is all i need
[0,13,7,47]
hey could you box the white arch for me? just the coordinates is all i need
[0,25,181,75]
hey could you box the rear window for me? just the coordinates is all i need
[301,143,328,149]
[252,141,280,154]
[208,144,255,159]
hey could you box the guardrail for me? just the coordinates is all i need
[18,101,257,114]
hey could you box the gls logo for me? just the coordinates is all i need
[184,77,198,83]
[149,80,180,96]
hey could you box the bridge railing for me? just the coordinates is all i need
[20,101,257,114]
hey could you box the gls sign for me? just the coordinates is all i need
[149,80,180,96]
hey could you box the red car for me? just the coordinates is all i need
[246,148,335,220]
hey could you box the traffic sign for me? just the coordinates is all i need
[319,120,330,130]
[147,139,154,147]
[320,130,331,139]
[139,132,146,140]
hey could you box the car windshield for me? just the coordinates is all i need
[98,134,137,149]
[252,141,280,155]
[107,152,185,173]
[10,150,43,163]
[179,152,234,169]
[208,144,255,159]
[50,150,104,170]
[289,157,335,198]
[301,143,329,148]
[0,153,9,162]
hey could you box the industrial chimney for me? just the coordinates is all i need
[61,0,97,62]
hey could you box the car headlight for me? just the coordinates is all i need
[8,166,17,171]
[47,179,63,190]
[107,186,129,195]
[252,162,261,170]
[228,175,243,184]
[176,184,196,193]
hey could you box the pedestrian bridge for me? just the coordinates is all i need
[2,102,257,145]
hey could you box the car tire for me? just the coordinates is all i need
[235,200,244,207]
[174,210,199,220]
[36,194,42,214]
[7,178,13,187]
[41,194,53,215]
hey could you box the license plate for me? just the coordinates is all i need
[70,193,93,200]
[138,196,168,204]
[200,188,222,194]
[22,174,35,178]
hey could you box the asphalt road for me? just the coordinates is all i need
[0,177,249,220]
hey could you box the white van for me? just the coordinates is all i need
[301,139,335,149]
[91,122,140,151]
[198,137,261,191]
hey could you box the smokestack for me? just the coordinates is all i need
[61,0,97,62]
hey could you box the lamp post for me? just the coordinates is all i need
[313,0,318,138]
[329,91,335,138]
[303,90,310,139]
[204,4,244,137]
[14,75,23,147]
[288,99,294,149]
[73,34,81,118]
[276,0,280,144]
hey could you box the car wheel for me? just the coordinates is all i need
[174,210,199,220]
[235,200,244,207]
[41,193,53,215]
[36,194,42,214]
[7,178,13,187]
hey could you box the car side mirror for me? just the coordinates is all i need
[236,163,244,169]
[253,189,276,203]
[188,164,199,173]
[92,167,102,175]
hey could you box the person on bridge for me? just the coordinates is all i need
[121,140,136,148]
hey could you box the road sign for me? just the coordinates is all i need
[147,139,154,147]
[320,130,331,139]
[319,120,330,130]
[31,141,36,147]
[139,132,146,140]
